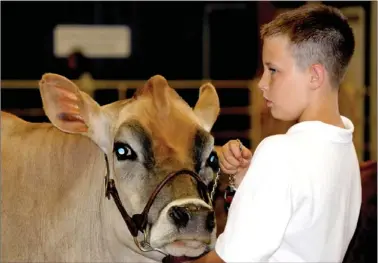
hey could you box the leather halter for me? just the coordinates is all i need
[103,154,218,263]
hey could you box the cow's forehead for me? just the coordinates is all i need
[108,95,214,163]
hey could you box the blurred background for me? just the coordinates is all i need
[1,1,376,162]
[0,1,377,262]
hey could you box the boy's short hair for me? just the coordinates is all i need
[260,4,355,86]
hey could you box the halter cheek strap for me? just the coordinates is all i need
[103,153,220,263]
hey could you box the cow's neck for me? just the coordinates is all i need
[99,183,164,262]
[52,132,113,261]
[19,126,112,261]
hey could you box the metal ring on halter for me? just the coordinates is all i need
[133,229,168,256]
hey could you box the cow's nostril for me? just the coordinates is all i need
[169,206,190,228]
[206,211,215,232]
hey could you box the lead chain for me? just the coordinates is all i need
[210,169,220,203]
[228,172,236,191]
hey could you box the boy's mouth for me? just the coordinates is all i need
[264,97,273,107]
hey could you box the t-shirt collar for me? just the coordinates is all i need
[286,116,354,143]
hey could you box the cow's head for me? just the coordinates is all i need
[39,73,220,261]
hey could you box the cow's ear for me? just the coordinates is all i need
[39,73,112,153]
[193,83,220,132]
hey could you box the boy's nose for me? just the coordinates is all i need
[258,77,268,91]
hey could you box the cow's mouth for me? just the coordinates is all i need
[161,240,209,263]
[167,254,203,263]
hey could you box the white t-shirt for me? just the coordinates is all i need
[215,116,362,263]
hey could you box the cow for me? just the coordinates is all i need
[1,73,221,263]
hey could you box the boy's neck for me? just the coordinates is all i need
[298,89,344,128]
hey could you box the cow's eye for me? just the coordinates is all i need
[206,151,219,171]
[114,142,137,161]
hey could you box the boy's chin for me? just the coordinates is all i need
[270,110,298,122]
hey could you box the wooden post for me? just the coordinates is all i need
[78,72,95,98]
[249,79,261,152]
[340,6,366,162]
[117,83,128,100]
[370,1,377,161]
[256,1,276,75]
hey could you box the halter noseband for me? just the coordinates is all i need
[103,154,220,263]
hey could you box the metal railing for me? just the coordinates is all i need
[1,78,255,145]
[1,78,374,161]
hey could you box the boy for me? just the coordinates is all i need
[192,3,362,263]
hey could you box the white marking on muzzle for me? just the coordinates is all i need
[149,198,212,248]
[166,198,212,210]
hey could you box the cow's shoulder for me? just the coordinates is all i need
[1,111,26,129]
[1,111,53,137]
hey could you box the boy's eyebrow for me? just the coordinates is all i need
[264,62,276,67]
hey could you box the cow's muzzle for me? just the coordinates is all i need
[103,154,219,262]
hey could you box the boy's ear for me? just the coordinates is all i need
[309,64,325,89]
[39,73,112,153]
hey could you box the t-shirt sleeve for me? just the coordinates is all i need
[215,135,293,263]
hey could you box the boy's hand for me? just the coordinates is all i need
[218,139,252,187]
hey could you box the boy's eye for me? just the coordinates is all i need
[269,68,277,74]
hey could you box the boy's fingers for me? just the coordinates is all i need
[220,162,237,175]
[241,146,252,160]
[220,157,235,171]
[228,140,242,159]
[222,145,240,167]
[240,158,251,168]
[219,151,237,170]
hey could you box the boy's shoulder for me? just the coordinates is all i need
[244,134,297,187]
[254,134,293,157]
[251,134,295,170]
[252,133,312,165]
